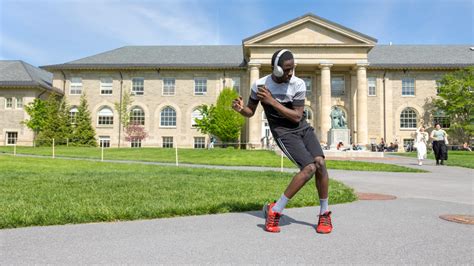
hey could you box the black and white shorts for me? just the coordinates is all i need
[275,127,325,170]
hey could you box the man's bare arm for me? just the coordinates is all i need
[257,86,303,123]
[232,96,258,118]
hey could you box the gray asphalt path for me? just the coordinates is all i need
[1,155,473,264]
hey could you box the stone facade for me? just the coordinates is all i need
[0,87,48,145]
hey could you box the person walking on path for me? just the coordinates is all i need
[430,123,448,165]
[231,49,332,234]
[415,125,429,165]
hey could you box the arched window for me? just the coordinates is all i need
[161,106,176,127]
[98,107,114,125]
[130,106,145,125]
[69,107,78,124]
[191,108,203,127]
[400,108,417,128]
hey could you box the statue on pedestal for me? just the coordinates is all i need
[330,106,347,129]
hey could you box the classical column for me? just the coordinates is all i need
[247,63,261,148]
[356,62,369,145]
[319,63,332,143]
[350,71,358,144]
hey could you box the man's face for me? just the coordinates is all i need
[274,59,295,83]
[436,124,441,130]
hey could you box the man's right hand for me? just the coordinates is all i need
[232,96,244,112]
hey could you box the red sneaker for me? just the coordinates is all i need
[316,211,333,234]
[263,202,281,233]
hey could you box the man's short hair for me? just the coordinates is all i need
[271,49,294,67]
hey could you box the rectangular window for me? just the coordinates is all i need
[99,136,110,148]
[402,78,415,96]
[194,137,205,149]
[5,97,13,108]
[162,137,173,148]
[131,138,142,148]
[16,97,23,108]
[70,77,82,95]
[434,116,450,128]
[100,77,113,95]
[163,78,176,96]
[194,78,207,95]
[6,132,18,145]
[132,77,144,95]
[98,116,113,125]
[331,76,345,96]
[368,77,376,96]
[301,77,312,97]
[231,77,240,94]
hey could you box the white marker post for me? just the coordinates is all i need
[13,143,17,156]
[175,141,179,166]
[52,138,55,159]
[280,152,283,172]
[101,145,104,162]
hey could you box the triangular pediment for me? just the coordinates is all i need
[243,13,377,46]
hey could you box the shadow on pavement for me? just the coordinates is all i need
[244,209,315,231]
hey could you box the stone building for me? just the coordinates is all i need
[2,13,472,148]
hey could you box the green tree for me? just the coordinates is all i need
[36,94,72,146]
[70,94,97,146]
[23,98,48,142]
[114,89,133,147]
[195,104,216,136]
[434,67,474,144]
[195,88,244,144]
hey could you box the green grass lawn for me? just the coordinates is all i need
[0,146,423,172]
[0,155,357,229]
[394,150,474,169]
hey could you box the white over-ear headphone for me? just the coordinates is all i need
[273,49,290,77]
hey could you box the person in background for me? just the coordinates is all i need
[415,125,429,165]
[461,142,472,152]
[337,141,344,150]
[377,138,386,152]
[430,123,448,165]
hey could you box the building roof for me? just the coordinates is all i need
[0,60,62,93]
[368,45,474,69]
[41,44,473,71]
[42,45,246,70]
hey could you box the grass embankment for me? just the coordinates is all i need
[0,146,424,172]
[0,155,357,228]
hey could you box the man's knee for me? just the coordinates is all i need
[314,156,326,169]
[301,163,316,178]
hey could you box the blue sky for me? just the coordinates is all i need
[1,0,472,66]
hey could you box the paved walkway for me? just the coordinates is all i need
[1,155,473,264]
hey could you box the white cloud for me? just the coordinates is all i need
[62,0,220,45]
[0,34,50,64]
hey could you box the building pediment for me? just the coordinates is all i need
[243,13,377,47]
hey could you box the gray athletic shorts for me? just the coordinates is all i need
[275,126,325,170]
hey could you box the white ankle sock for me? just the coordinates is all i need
[272,194,289,213]
[319,198,329,214]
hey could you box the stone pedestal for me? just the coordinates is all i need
[329,129,350,150]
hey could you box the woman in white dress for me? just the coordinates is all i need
[415,126,429,165]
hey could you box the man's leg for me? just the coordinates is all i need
[283,163,316,198]
[314,156,329,205]
[313,156,332,234]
